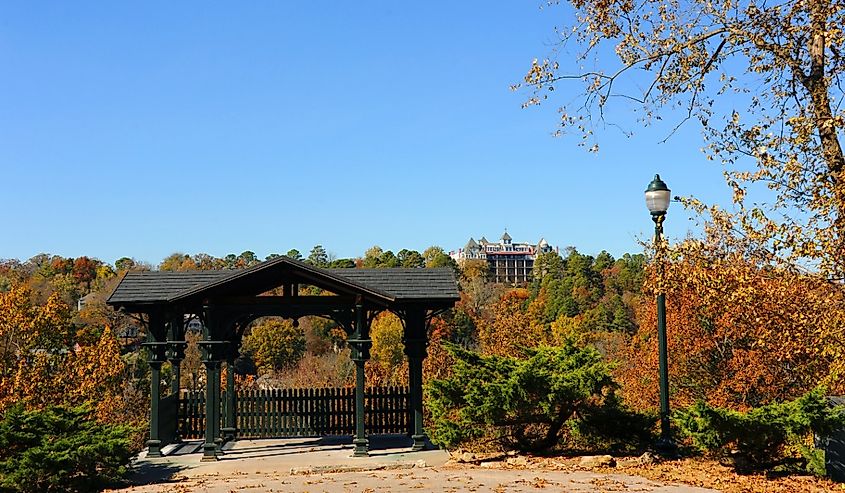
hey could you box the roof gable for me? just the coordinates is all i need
[168,256,395,304]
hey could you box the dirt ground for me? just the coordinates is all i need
[108,438,842,493]
[116,464,719,493]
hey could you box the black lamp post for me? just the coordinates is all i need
[645,174,675,454]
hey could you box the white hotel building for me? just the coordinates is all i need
[450,231,556,284]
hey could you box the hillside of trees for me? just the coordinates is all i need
[4,239,840,410]
[2,238,842,480]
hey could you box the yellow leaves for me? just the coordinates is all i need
[64,326,127,421]
[368,312,407,386]
[550,314,586,345]
[0,282,135,428]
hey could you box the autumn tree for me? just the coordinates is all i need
[458,259,501,323]
[423,246,458,273]
[241,318,306,373]
[477,288,552,356]
[616,241,845,412]
[71,256,100,290]
[181,330,203,391]
[159,253,197,272]
[0,286,75,409]
[0,282,146,450]
[192,253,225,270]
[362,246,386,268]
[522,1,845,279]
[367,311,408,386]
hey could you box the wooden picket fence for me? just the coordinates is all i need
[179,386,410,439]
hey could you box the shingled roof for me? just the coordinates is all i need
[107,270,232,304]
[107,258,459,308]
[329,268,459,301]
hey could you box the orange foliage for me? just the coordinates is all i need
[0,284,145,434]
[617,247,845,412]
[477,288,552,356]
[423,316,456,383]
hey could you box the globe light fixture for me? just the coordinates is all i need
[645,174,671,215]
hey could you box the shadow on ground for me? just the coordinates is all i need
[120,462,187,488]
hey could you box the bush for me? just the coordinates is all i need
[568,392,657,453]
[427,341,619,452]
[0,405,134,492]
[676,388,845,472]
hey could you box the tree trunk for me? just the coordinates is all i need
[803,2,845,277]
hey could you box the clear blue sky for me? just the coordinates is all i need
[0,2,733,265]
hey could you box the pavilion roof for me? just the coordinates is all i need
[107,256,459,308]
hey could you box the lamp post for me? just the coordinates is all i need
[645,174,675,454]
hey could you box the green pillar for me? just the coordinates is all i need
[222,354,237,443]
[348,302,371,457]
[167,315,186,396]
[144,310,167,458]
[404,308,428,451]
[199,305,227,462]
[201,358,222,461]
[147,359,164,457]
[169,355,183,395]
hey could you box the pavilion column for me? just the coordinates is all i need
[166,314,187,397]
[221,347,237,443]
[167,344,185,396]
[165,336,187,444]
[348,302,372,457]
[404,307,428,451]
[143,310,168,458]
[199,305,228,462]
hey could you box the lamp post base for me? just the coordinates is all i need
[352,437,369,457]
[146,439,163,458]
[411,434,428,452]
[655,436,678,458]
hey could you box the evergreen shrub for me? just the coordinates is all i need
[427,341,653,452]
[676,388,845,472]
[0,405,134,492]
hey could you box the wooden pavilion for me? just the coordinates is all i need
[106,256,459,461]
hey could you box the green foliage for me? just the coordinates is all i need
[361,246,405,268]
[528,249,644,336]
[328,258,355,268]
[285,249,303,261]
[423,246,458,272]
[242,318,306,373]
[427,341,616,452]
[0,405,134,493]
[307,245,328,268]
[397,249,424,268]
[568,393,657,453]
[676,388,845,471]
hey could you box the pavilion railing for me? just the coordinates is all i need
[178,386,410,440]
